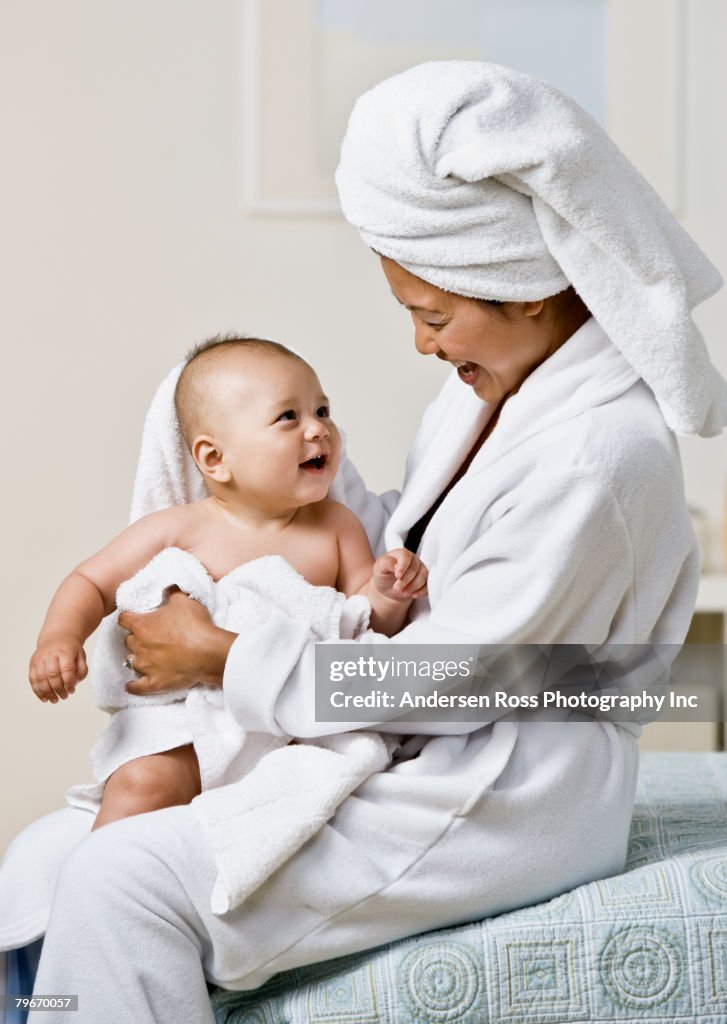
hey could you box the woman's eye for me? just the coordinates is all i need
[414,310,446,330]
[276,409,297,422]
[316,405,330,418]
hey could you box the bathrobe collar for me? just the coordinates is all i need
[385,316,640,548]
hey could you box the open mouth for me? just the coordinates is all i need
[299,454,328,472]
[453,361,479,385]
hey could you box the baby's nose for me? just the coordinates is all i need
[304,417,328,439]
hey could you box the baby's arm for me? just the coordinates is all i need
[29,509,182,703]
[331,503,427,637]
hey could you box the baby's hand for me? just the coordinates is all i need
[373,549,428,601]
[29,636,88,703]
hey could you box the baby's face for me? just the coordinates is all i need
[205,354,341,510]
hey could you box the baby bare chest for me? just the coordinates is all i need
[180,519,340,588]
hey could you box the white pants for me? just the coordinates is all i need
[22,721,637,1024]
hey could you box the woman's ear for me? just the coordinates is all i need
[191,435,231,483]
[521,299,545,318]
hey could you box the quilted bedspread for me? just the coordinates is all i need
[210,752,727,1024]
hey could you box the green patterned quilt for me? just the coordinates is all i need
[210,752,727,1023]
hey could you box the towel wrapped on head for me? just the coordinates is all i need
[335,60,726,438]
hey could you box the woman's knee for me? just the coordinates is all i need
[54,817,155,905]
[57,806,213,903]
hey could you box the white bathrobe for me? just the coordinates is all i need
[224,315,698,739]
[0,318,699,1008]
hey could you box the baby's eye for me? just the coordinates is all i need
[316,405,331,418]
[276,409,297,422]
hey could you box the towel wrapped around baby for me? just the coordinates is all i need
[66,548,392,914]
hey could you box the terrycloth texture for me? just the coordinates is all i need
[18,719,634,1019]
[0,348,395,937]
[2,317,697,950]
[130,362,207,520]
[197,731,396,914]
[0,318,698,1005]
[89,548,367,713]
[335,60,726,437]
[7,753,725,1022]
[56,347,399,917]
[130,359,352,522]
[209,752,727,1024]
[221,317,700,738]
[64,548,384,914]
[0,809,93,951]
[128,354,397,555]
[66,549,370,799]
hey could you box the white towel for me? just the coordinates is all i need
[198,731,396,915]
[335,60,726,437]
[66,549,371,810]
[67,353,391,914]
[130,356,349,522]
[130,362,208,520]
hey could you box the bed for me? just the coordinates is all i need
[4,753,727,1023]
[210,752,727,1024]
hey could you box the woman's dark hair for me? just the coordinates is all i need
[479,286,584,321]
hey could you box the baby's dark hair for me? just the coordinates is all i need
[174,333,304,449]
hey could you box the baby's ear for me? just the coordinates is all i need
[192,435,231,483]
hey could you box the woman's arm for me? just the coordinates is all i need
[117,443,403,695]
[120,470,636,728]
[221,468,636,737]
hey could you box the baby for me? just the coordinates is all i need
[28,337,427,828]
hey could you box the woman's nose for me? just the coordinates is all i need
[413,321,440,356]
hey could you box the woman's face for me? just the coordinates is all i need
[380,256,561,406]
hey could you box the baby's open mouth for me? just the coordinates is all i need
[299,454,328,472]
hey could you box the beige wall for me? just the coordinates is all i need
[607,0,727,571]
[2,1,726,853]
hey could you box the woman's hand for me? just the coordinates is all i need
[119,589,236,696]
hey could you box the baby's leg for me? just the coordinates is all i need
[92,744,201,830]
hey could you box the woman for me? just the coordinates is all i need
[6,61,725,1023]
